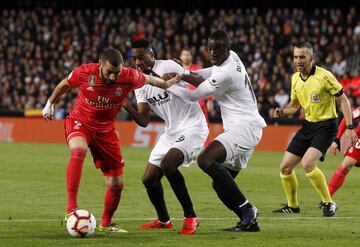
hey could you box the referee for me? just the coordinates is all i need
[272,41,358,217]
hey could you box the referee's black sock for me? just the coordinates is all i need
[145,183,170,223]
[206,162,248,211]
[166,170,196,218]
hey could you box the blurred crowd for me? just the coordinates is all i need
[0,7,359,122]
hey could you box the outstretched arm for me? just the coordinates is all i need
[162,72,205,87]
[42,78,70,121]
[167,79,215,102]
[144,73,183,89]
[162,67,212,87]
[167,71,230,101]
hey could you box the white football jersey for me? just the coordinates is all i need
[167,51,267,131]
[135,60,208,136]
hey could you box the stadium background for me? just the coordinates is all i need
[0,1,360,246]
[0,0,359,147]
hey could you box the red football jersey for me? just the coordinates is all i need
[67,63,145,132]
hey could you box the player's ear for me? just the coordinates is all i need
[149,48,155,58]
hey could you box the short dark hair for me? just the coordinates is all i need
[294,41,313,54]
[131,39,151,49]
[208,30,230,48]
[100,48,123,66]
[181,47,191,53]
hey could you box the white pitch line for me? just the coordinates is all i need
[0,216,358,223]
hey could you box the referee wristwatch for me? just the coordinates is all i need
[346,124,354,130]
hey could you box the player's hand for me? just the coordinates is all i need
[162,72,177,81]
[164,73,183,88]
[42,100,54,121]
[344,129,359,147]
[329,141,340,155]
[122,97,129,109]
[273,107,284,118]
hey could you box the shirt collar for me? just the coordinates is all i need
[299,65,316,81]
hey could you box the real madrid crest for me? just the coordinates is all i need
[115,87,122,96]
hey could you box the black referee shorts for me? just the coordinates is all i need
[287,118,337,161]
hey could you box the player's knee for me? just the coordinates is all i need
[197,154,212,172]
[108,182,123,193]
[343,163,353,172]
[301,159,316,173]
[142,174,156,188]
[70,147,87,160]
[160,162,177,176]
[280,165,293,175]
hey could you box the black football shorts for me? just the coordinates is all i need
[287,118,337,161]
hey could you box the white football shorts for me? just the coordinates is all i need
[149,127,208,167]
[215,124,263,171]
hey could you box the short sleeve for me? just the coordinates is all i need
[195,67,213,79]
[323,71,342,96]
[134,87,147,104]
[126,67,146,90]
[66,66,82,88]
[290,74,297,101]
[164,60,185,73]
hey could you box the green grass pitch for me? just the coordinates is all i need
[0,142,359,247]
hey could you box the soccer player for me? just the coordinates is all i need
[42,48,181,233]
[180,48,213,147]
[327,107,360,197]
[272,41,358,217]
[166,30,267,232]
[124,39,208,235]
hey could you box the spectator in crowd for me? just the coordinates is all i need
[0,7,359,121]
[274,88,290,109]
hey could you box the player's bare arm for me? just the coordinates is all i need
[162,72,205,87]
[337,93,358,146]
[273,99,300,118]
[144,74,183,89]
[42,78,70,121]
[167,79,214,102]
[123,102,151,128]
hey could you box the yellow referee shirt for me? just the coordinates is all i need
[290,65,343,122]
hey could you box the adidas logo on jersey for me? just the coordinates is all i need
[87,86,95,91]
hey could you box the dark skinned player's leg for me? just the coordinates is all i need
[142,163,170,223]
[212,167,242,220]
[161,148,196,218]
[197,140,257,229]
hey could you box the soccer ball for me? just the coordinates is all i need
[66,209,96,238]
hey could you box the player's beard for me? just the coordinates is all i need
[100,67,113,84]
